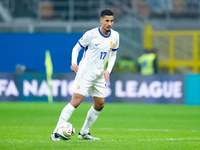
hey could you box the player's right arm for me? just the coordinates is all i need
[71,31,91,73]
[71,43,82,73]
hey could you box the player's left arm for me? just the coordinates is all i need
[103,50,117,83]
[104,32,119,83]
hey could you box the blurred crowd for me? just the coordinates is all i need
[2,0,200,20]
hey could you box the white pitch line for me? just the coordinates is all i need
[97,128,200,133]
[136,138,200,141]
[82,138,200,142]
[4,138,200,144]
[127,128,200,133]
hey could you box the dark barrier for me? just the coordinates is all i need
[0,73,184,104]
[111,73,184,104]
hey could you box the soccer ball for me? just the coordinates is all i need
[57,122,75,140]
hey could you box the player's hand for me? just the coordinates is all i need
[103,71,110,83]
[70,63,78,73]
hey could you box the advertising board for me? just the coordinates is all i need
[0,73,184,104]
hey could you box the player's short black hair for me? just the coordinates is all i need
[100,9,114,18]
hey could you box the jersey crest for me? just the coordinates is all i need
[110,41,115,47]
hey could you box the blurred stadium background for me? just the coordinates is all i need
[1,2,200,149]
[0,0,200,104]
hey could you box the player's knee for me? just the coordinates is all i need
[70,99,81,108]
[70,95,84,108]
[100,103,105,110]
[94,103,104,111]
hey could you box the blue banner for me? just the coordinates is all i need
[0,33,83,73]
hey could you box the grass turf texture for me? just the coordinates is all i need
[0,102,200,150]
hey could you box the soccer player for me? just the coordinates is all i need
[51,9,119,141]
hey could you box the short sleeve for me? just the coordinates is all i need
[78,31,91,48]
[112,32,119,51]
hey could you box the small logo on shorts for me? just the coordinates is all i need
[77,85,80,89]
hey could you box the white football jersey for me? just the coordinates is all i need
[77,27,119,76]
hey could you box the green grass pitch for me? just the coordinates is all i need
[0,102,200,150]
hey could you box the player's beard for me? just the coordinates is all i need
[106,29,111,32]
[106,26,111,33]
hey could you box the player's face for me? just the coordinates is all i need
[100,15,114,33]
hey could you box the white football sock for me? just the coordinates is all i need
[53,103,75,133]
[80,106,100,135]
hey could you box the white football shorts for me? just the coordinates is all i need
[72,74,107,98]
